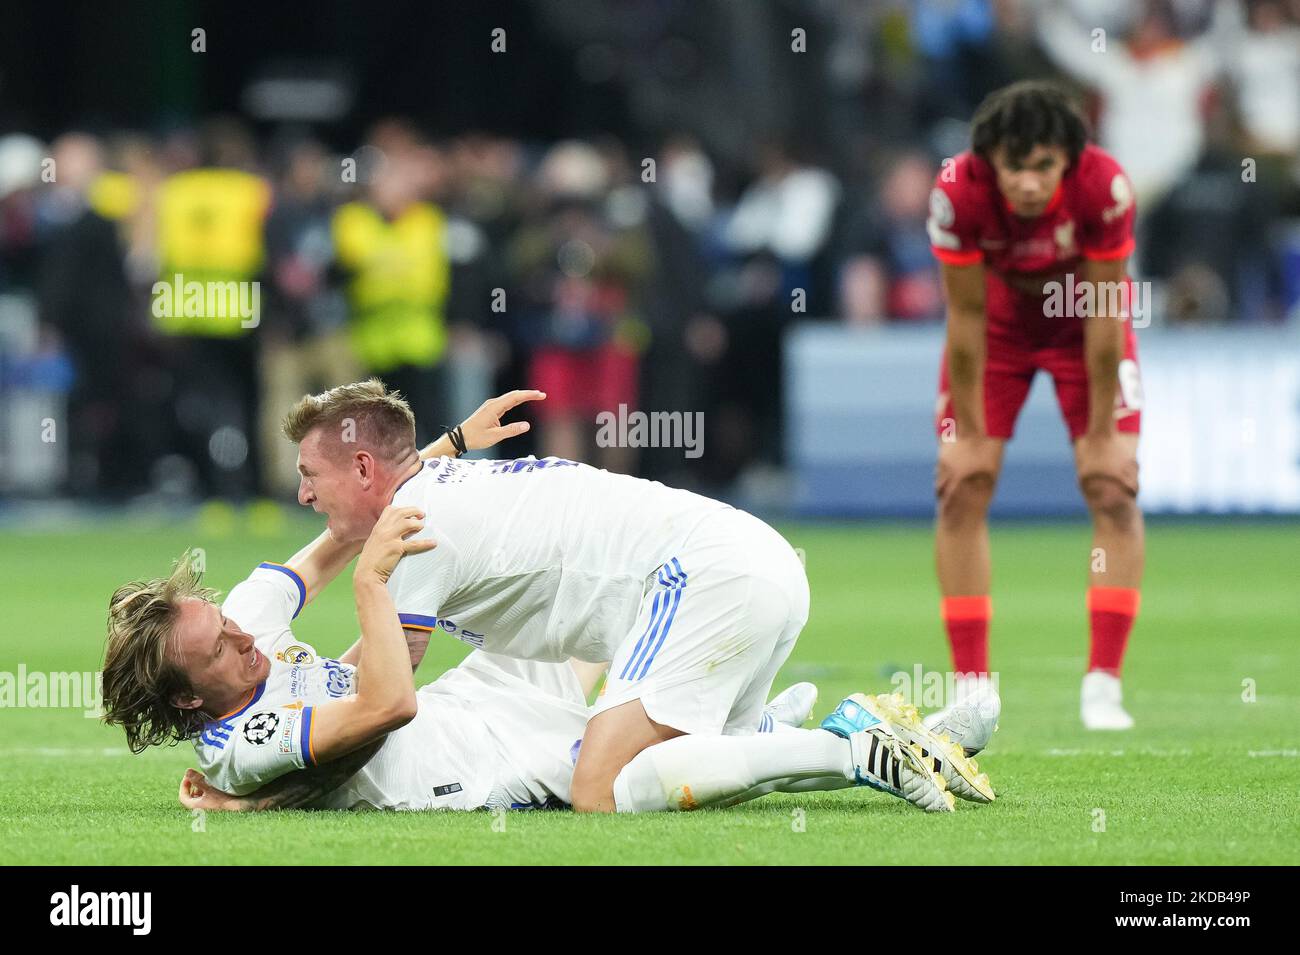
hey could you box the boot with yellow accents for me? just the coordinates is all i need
[860,693,996,803]
[820,695,955,813]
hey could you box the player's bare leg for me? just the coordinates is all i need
[935,437,1006,694]
[1075,431,1144,729]
[570,699,683,812]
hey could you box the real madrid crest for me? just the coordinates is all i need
[277,644,315,665]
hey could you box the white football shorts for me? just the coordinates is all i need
[591,507,809,737]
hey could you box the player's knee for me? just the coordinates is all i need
[1080,475,1139,526]
[938,471,997,524]
[569,753,618,813]
[569,772,615,813]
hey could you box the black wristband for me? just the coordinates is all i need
[443,425,468,457]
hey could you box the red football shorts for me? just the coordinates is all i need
[530,343,639,421]
[935,323,1142,441]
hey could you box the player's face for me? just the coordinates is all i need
[990,144,1069,218]
[170,598,271,714]
[296,429,371,543]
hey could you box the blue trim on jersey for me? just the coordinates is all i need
[198,683,267,750]
[228,682,266,720]
[632,558,688,681]
[300,705,315,767]
[398,612,439,631]
[258,563,306,619]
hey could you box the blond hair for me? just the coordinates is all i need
[281,378,417,463]
[101,552,218,753]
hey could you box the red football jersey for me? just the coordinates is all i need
[927,144,1136,349]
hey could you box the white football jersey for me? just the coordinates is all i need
[195,564,527,810]
[387,456,729,662]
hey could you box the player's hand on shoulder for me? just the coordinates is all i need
[357,506,436,585]
[460,389,546,451]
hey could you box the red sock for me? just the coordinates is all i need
[941,595,991,676]
[1087,586,1140,675]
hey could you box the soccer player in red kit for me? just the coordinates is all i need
[927,81,1143,730]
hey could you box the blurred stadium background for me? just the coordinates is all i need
[1,0,1297,518]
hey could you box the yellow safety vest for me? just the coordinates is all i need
[331,201,450,371]
[154,168,270,337]
[88,171,140,221]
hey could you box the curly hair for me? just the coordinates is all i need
[971,80,1090,167]
[101,551,218,753]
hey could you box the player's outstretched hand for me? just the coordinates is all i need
[179,768,243,812]
[459,389,546,451]
[356,505,436,585]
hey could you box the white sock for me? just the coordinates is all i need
[757,710,801,733]
[612,730,852,813]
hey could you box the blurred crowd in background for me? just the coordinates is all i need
[1,0,1298,503]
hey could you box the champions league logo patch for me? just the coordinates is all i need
[242,711,280,745]
[277,644,315,665]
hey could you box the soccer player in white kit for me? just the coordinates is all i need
[173,534,999,816]
[175,540,993,815]
[183,538,596,812]
[281,381,989,813]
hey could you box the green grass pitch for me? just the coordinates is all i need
[1,512,1296,865]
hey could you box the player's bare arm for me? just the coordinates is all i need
[937,260,1001,499]
[297,506,434,765]
[283,531,363,608]
[1075,255,1138,495]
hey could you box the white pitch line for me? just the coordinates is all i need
[1042,748,1193,757]
[0,747,129,757]
[1040,747,1297,758]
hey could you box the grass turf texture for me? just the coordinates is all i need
[1,513,1296,865]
